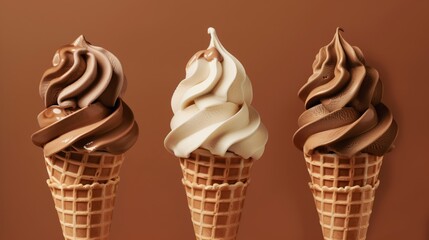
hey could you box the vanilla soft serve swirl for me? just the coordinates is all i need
[165,28,268,160]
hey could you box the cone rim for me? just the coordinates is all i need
[173,147,251,160]
[193,148,242,158]
[304,150,384,159]
[45,148,125,158]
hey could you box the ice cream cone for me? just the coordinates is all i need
[309,181,379,240]
[45,149,124,185]
[180,148,253,185]
[182,179,249,240]
[32,35,139,240]
[305,152,383,188]
[293,28,398,240]
[165,28,268,240]
[47,177,120,240]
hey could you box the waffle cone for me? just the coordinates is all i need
[182,179,249,240]
[47,177,120,240]
[309,181,379,240]
[45,149,124,185]
[180,148,253,185]
[305,152,383,188]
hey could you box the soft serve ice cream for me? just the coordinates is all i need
[164,27,268,160]
[293,28,397,157]
[166,27,268,240]
[31,36,138,156]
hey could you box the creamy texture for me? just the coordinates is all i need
[164,27,268,160]
[32,36,138,156]
[293,28,397,157]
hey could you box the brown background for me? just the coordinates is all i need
[1,0,428,239]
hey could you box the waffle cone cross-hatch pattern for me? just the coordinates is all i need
[47,178,120,240]
[45,150,124,185]
[305,152,383,188]
[180,149,254,185]
[183,179,248,240]
[309,181,379,240]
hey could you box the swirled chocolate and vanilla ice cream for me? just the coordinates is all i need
[294,28,398,240]
[31,36,138,240]
[165,27,268,240]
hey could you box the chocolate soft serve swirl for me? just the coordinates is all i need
[164,28,268,160]
[32,36,138,156]
[293,28,397,157]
